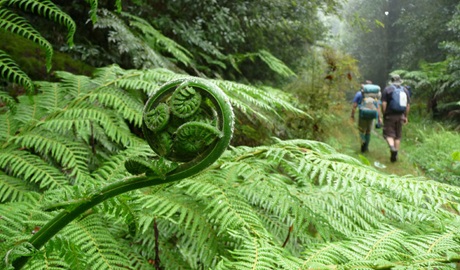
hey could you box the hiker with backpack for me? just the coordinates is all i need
[351,80,383,153]
[381,74,411,162]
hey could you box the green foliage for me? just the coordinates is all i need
[0,65,305,202]
[0,0,344,89]
[3,126,460,268]
[339,0,458,86]
[1,66,460,269]
[142,0,342,83]
[406,123,460,186]
[0,49,34,92]
[392,60,460,121]
[0,0,81,90]
[283,46,359,140]
[0,66,308,269]
[93,10,184,71]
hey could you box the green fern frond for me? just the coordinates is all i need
[213,80,309,122]
[3,0,76,46]
[137,191,221,267]
[122,12,193,67]
[217,231,292,270]
[89,86,144,126]
[0,149,68,189]
[0,171,32,202]
[46,214,133,270]
[404,227,460,258]
[0,113,19,143]
[0,90,16,113]
[9,130,92,185]
[257,50,297,78]
[84,0,98,23]
[34,81,66,112]
[91,64,127,85]
[92,143,154,182]
[0,200,42,250]
[115,68,184,94]
[42,105,136,147]
[52,71,96,98]
[95,9,176,69]
[299,224,460,269]
[14,94,52,125]
[0,9,53,71]
[0,50,34,92]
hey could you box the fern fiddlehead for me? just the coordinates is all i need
[12,78,234,269]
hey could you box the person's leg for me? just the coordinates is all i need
[358,118,367,152]
[386,137,396,150]
[363,119,373,152]
[391,117,403,161]
[394,139,401,150]
[383,115,398,162]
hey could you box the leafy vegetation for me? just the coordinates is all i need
[405,123,460,186]
[1,0,460,269]
[3,77,460,267]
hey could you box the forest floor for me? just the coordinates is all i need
[323,104,424,178]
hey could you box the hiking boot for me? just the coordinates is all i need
[361,142,368,153]
[390,150,398,162]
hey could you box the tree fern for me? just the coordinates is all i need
[2,67,460,269]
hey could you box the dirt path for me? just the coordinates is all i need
[324,106,423,177]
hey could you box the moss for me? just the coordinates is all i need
[0,30,95,81]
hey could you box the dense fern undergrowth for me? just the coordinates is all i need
[1,66,460,269]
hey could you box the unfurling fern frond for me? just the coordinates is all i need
[5,77,235,269]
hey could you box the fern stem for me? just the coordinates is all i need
[13,78,234,269]
[153,218,162,270]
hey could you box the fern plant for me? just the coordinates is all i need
[0,65,306,269]
[1,66,460,269]
[0,0,123,91]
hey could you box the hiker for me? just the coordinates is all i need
[381,74,411,162]
[351,80,383,153]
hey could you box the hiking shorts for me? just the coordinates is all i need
[358,117,374,134]
[383,114,404,140]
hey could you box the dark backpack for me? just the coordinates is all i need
[358,84,381,120]
[388,85,408,113]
